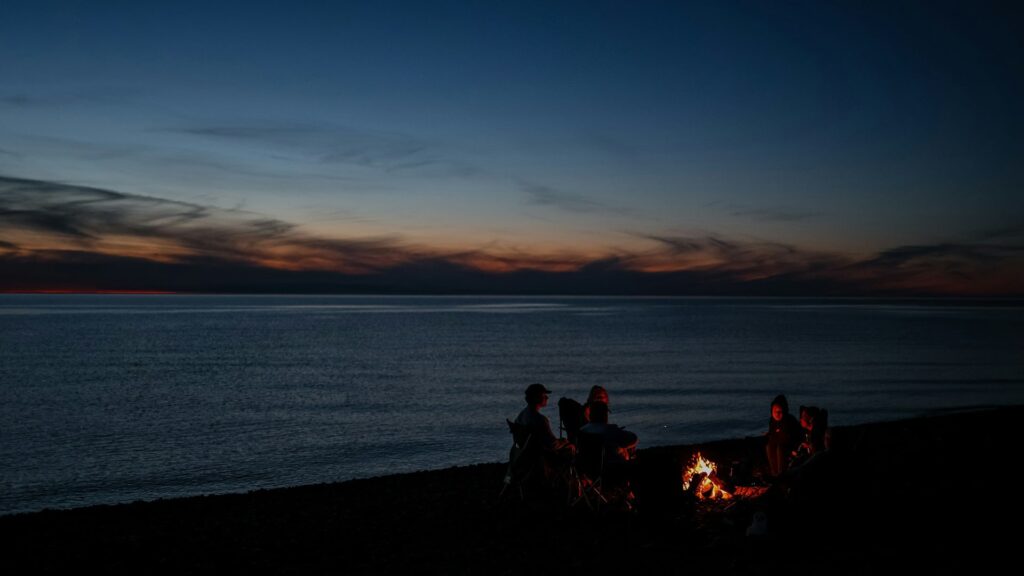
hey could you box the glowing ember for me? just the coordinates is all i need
[682,452,732,500]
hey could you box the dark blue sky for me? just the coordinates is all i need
[1,1,1022,294]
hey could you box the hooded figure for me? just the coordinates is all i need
[765,394,801,476]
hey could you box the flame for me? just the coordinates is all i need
[682,452,732,500]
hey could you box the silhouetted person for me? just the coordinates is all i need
[515,383,559,450]
[579,401,637,492]
[794,405,830,462]
[778,405,835,507]
[765,394,801,477]
[583,385,609,422]
[515,383,574,481]
[580,401,637,464]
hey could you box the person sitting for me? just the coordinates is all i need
[778,405,835,504]
[792,405,830,466]
[580,401,638,465]
[514,383,573,477]
[765,394,801,477]
[583,385,610,423]
[579,401,637,492]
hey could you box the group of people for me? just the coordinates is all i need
[512,383,638,482]
[765,393,830,477]
[509,385,829,497]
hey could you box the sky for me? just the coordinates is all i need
[1,0,1022,295]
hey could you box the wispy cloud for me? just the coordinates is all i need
[173,121,461,175]
[863,243,1024,267]
[729,206,820,222]
[639,231,1024,295]
[703,200,820,222]
[0,175,410,273]
[640,233,851,284]
[644,234,740,256]
[2,175,1021,296]
[5,133,361,186]
[0,94,49,107]
[520,181,624,215]
[976,222,1024,242]
[0,89,139,109]
[844,241,1024,293]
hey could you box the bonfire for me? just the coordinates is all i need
[682,452,770,501]
[682,452,732,500]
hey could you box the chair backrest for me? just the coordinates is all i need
[506,418,532,450]
[576,431,606,480]
[504,418,545,498]
[558,397,586,444]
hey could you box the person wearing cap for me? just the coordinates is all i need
[514,383,559,450]
[509,383,573,490]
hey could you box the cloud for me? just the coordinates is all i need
[3,134,309,184]
[1,175,1021,296]
[0,175,412,273]
[174,121,455,175]
[639,233,856,287]
[640,232,1024,295]
[864,243,1024,267]
[180,125,323,140]
[704,201,820,222]
[520,181,623,215]
[843,241,1024,293]
[729,206,820,222]
[644,234,740,256]
[0,94,48,107]
[0,89,138,109]
[976,222,1024,242]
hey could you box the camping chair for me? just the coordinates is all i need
[500,419,542,501]
[558,397,586,445]
[572,430,609,510]
[573,431,636,512]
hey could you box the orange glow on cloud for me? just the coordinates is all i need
[6,224,1022,296]
[2,175,1021,296]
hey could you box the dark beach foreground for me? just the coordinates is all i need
[2,407,1020,574]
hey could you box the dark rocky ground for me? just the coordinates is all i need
[2,406,1020,574]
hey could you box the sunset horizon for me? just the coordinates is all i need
[3,2,1022,297]
[1,172,1021,296]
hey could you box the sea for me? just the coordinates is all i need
[1,295,1022,515]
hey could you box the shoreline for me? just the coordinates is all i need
[2,406,1021,573]
[0,404,1001,516]
[0,401,1007,518]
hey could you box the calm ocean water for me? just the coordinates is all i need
[1,295,1022,515]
